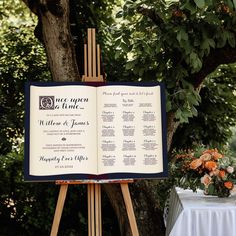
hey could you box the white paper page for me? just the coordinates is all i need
[97,85,164,175]
[29,85,97,176]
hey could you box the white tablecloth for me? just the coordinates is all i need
[165,187,236,236]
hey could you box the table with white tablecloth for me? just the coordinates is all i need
[165,187,236,236]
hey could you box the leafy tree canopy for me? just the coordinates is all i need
[0,0,50,154]
[0,0,35,28]
[172,63,236,150]
[69,0,118,74]
[113,0,236,124]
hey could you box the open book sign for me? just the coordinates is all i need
[24,82,168,181]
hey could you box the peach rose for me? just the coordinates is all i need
[200,153,212,161]
[204,161,217,171]
[209,169,219,176]
[203,149,215,155]
[201,174,212,186]
[189,159,203,169]
[203,149,223,160]
[224,181,234,190]
[218,170,226,179]
[212,151,223,160]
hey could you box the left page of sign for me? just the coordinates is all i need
[29,85,98,176]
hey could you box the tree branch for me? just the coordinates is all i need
[192,46,236,88]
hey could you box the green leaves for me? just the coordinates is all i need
[112,0,236,130]
[182,1,198,15]
[216,30,236,48]
[166,79,201,124]
[125,59,136,70]
[174,94,201,123]
[194,0,205,9]
[226,31,236,48]
[173,63,236,149]
[200,38,215,55]
[190,52,202,72]
[175,108,190,123]
[233,0,236,9]
[177,29,188,42]
[0,2,50,153]
[184,51,203,73]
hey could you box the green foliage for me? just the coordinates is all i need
[172,63,236,150]
[69,0,119,75]
[0,0,50,153]
[0,0,33,26]
[70,0,131,82]
[112,0,236,123]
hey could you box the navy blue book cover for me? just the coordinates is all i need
[24,82,168,181]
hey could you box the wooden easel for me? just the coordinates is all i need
[50,28,139,236]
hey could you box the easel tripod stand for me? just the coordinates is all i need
[50,28,140,236]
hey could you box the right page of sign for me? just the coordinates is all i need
[96,84,164,177]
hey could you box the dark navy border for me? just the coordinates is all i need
[24,81,168,182]
[24,83,30,181]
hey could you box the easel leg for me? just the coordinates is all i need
[88,184,95,236]
[88,184,91,236]
[88,184,102,236]
[50,184,68,236]
[95,184,102,236]
[120,183,139,236]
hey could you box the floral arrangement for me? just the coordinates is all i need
[171,148,236,197]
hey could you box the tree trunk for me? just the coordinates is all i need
[24,0,80,81]
[103,184,132,236]
[104,181,166,236]
[166,112,180,152]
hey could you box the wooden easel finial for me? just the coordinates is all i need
[82,28,103,82]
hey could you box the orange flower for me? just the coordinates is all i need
[189,159,203,169]
[200,153,212,161]
[204,161,217,171]
[218,170,226,179]
[209,169,219,176]
[212,151,223,160]
[224,181,233,190]
[201,174,212,186]
[203,149,216,155]
[203,148,223,160]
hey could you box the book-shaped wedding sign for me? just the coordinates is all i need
[24,82,167,181]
